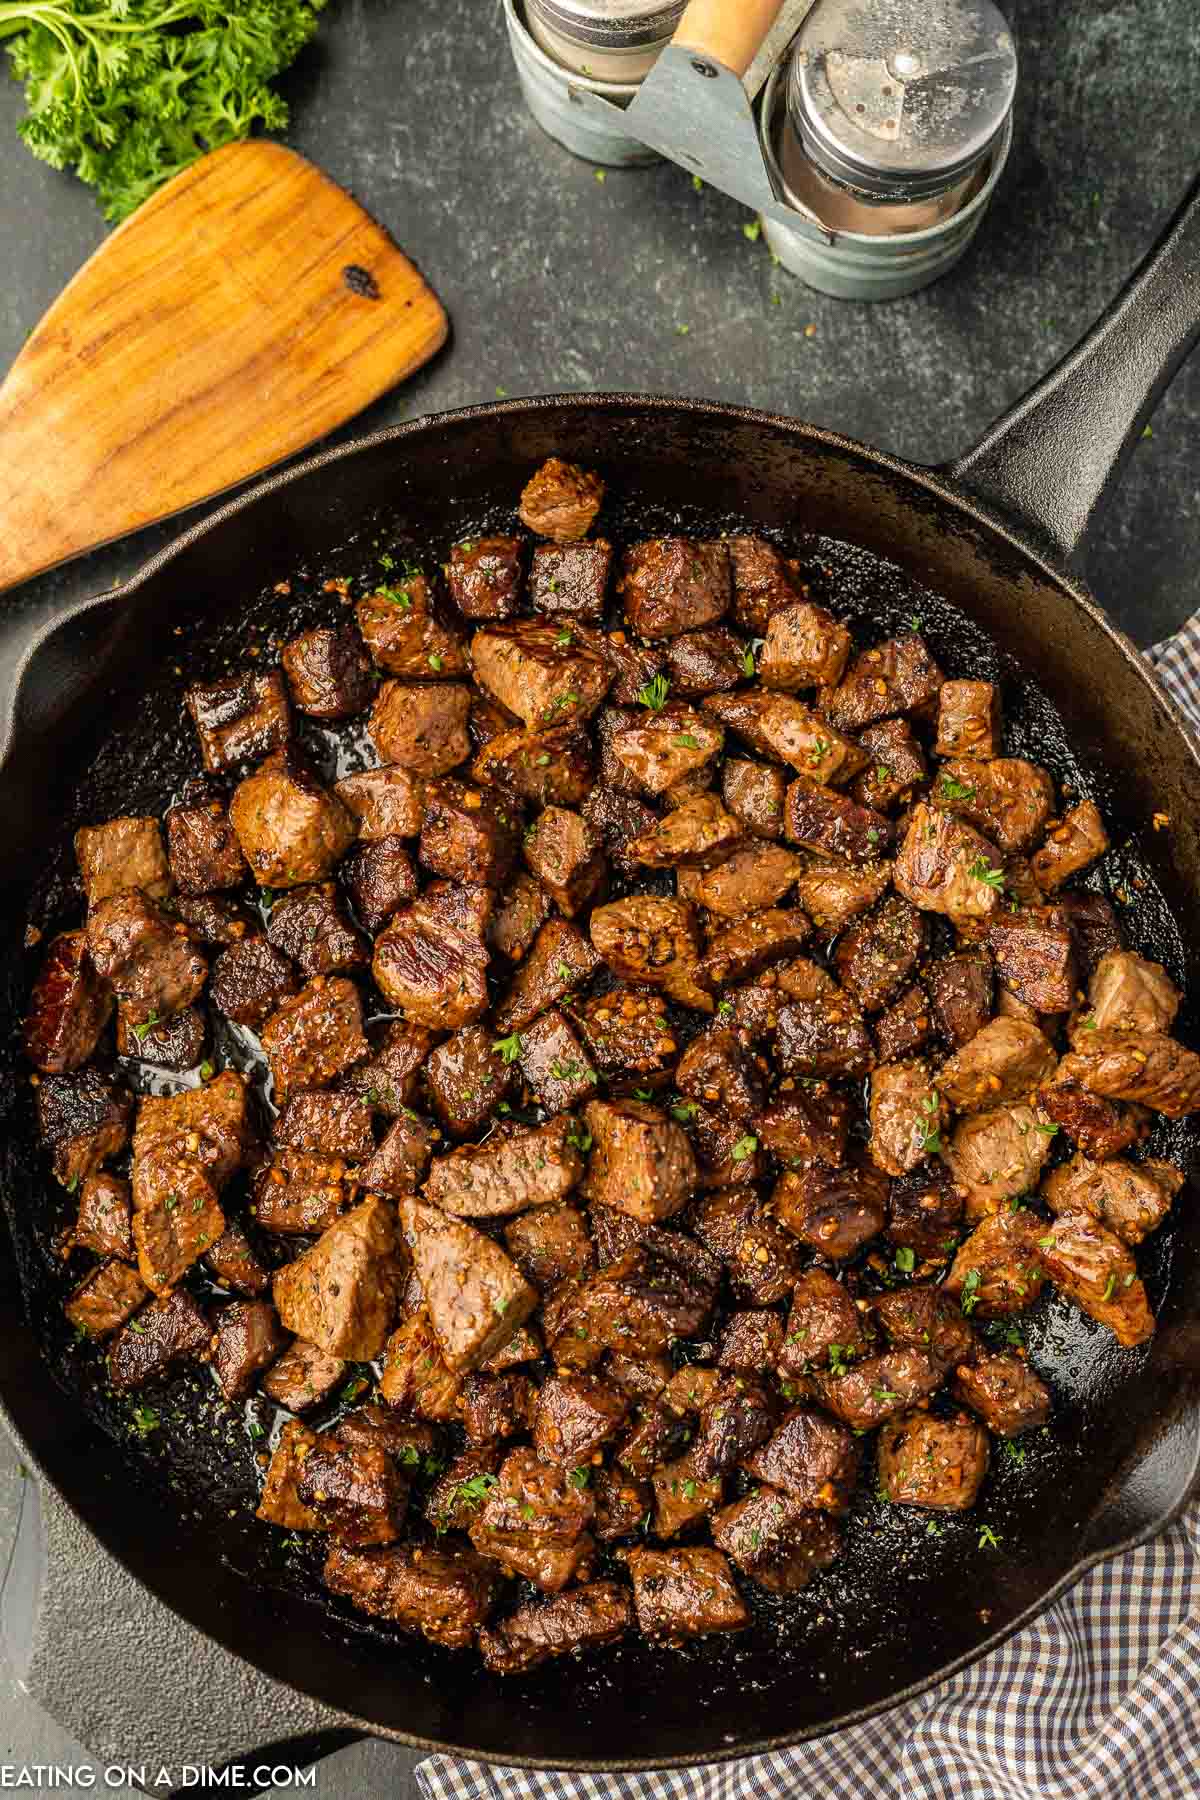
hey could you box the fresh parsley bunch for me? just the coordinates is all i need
[0,1,329,223]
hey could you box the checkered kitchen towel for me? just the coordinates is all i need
[418,624,1200,1800]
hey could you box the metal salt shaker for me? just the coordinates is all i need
[504,0,688,167]
[760,0,1018,300]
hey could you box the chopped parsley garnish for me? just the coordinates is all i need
[554,629,574,647]
[199,1060,214,1081]
[378,585,413,609]
[673,733,701,750]
[969,856,1006,888]
[960,1267,982,1315]
[716,1000,734,1018]
[670,1100,698,1124]
[894,1246,916,1274]
[492,1031,524,1065]
[131,1406,159,1438]
[569,1466,591,1489]
[636,674,670,711]
[978,1524,1001,1550]
[428,652,444,671]
[453,1473,498,1507]
[132,1010,160,1042]
[731,1134,758,1162]
[940,775,977,802]
[741,648,756,677]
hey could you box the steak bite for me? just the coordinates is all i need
[464,1372,535,1445]
[341,1019,434,1118]
[471,621,611,728]
[65,1260,149,1340]
[943,1208,1048,1317]
[720,1310,786,1373]
[1042,1153,1183,1246]
[186,671,290,774]
[775,990,874,1079]
[446,535,524,621]
[341,836,418,935]
[1082,949,1181,1038]
[935,679,1002,760]
[693,1187,803,1307]
[324,1542,498,1648]
[373,881,493,1030]
[690,1376,776,1478]
[204,1220,269,1296]
[623,1546,748,1637]
[1036,1075,1148,1161]
[700,909,812,989]
[520,456,605,541]
[472,724,593,810]
[771,1162,887,1260]
[334,767,427,841]
[873,1285,975,1372]
[627,793,744,871]
[211,1298,289,1402]
[506,1203,595,1289]
[835,895,925,1013]
[398,1195,537,1369]
[581,1100,696,1223]
[951,1351,1050,1437]
[702,691,869,784]
[1039,1212,1155,1347]
[933,759,1055,854]
[261,976,368,1104]
[479,1582,632,1676]
[262,1337,347,1413]
[165,788,246,895]
[518,1008,599,1113]
[335,1405,440,1462]
[265,883,367,979]
[928,950,994,1048]
[877,1409,989,1509]
[1056,890,1123,976]
[812,1346,942,1431]
[108,1287,211,1388]
[652,1451,724,1537]
[851,718,927,812]
[868,1060,946,1177]
[794,858,892,930]
[229,750,356,890]
[696,844,803,916]
[256,1419,323,1530]
[784,776,891,861]
[529,540,612,619]
[254,1148,357,1235]
[938,1017,1058,1113]
[989,908,1078,1014]
[360,1115,433,1196]
[72,1170,133,1260]
[821,633,944,731]
[379,1311,463,1419]
[133,1071,253,1189]
[677,1026,764,1119]
[493,916,599,1033]
[210,936,299,1028]
[426,1117,584,1220]
[419,776,521,889]
[728,536,806,636]
[619,538,731,639]
[75,816,172,907]
[946,1102,1055,1217]
[38,1068,132,1188]
[779,1268,873,1375]
[118,1005,204,1073]
[712,1489,840,1593]
[570,985,677,1088]
[894,804,1005,924]
[1031,799,1110,890]
[131,1149,224,1293]
[742,1404,860,1512]
[590,895,710,1011]
[356,580,470,680]
[758,597,852,692]
[297,1439,409,1545]
[1055,1029,1200,1117]
[664,627,747,696]
[87,890,207,1024]
[273,1195,403,1359]
[523,805,606,916]
[885,1159,965,1259]
[23,931,112,1073]
[490,870,554,963]
[473,1441,595,1540]
[722,758,787,839]
[532,1373,629,1465]
[425,1023,516,1138]
[275,1091,376,1162]
[757,1088,851,1173]
[876,982,934,1064]
[550,1243,717,1366]
[281,623,375,720]
[609,706,724,796]
[369,679,472,774]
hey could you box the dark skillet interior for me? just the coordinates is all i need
[1,400,1199,1768]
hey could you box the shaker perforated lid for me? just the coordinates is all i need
[787,0,1018,201]
[526,0,687,50]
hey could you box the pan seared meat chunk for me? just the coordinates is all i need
[876,983,934,1063]
[399,1195,537,1369]
[266,883,367,979]
[794,859,892,931]
[851,718,927,812]
[619,538,730,638]
[694,1187,803,1306]
[873,1285,975,1372]
[742,1404,859,1512]
[1042,1153,1182,1245]
[885,1159,965,1259]
[254,1148,357,1234]
[117,993,205,1068]
[517,1009,598,1114]
[1032,799,1110,890]
[712,1489,840,1593]
[651,1451,723,1537]
[822,633,944,731]
[341,1020,434,1120]
[944,1208,1048,1317]
[779,1269,873,1375]
[360,1116,433,1196]
[65,1260,149,1340]
[334,767,426,841]
[771,1163,887,1260]
[570,985,676,1087]
[230,749,356,889]
[1035,1075,1147,1161]
[700,909,812,989]
[373,881,492,1029]
[108,1288,211,1388]
[471,622,611,728]
[23,931,112,1073]
[131,1147,224,1293]
[506,1205,595,1290]
[609,706,724,797]
[446,535,523,621]
[729,536,806,635]
[590,896,710,1011]
[582,1101,695,1223]
[479,1582,631,1676]
[425,1447,503,1532]
[532,1373,629,1464]
[281,624,375,720]
[1081,949,1181,1037]
[1056,891,1122,976]
[324,1543,498,1648]
[664,627,746,696]
[1054,1029,1200,1117]
[612,1396,691,1478]
[262,1338,347,1412]
[932,759,1054,854]
[676,1026,765,1119]
[256,1419,323,1530]
[835,896,925,1012]
[369,680,472,774]
[935,680,1001,760]
[520,456,605,541]
[273,1196,403,1359]
[275,1091,375,1162]
[261,976,368,1103]
[624,1546,748,1637]
[38,1068,132,1188]
[812,1347,942,1431]
[186,670,290,774]
[775,990,874,1079]
[928,951,994,1048]
[946,1102,1055,1217]
[938,1018,1058,1113]
[474,1442,594,1537]
[784,776,891,861]
[75,816,172,907]
[758,598,852,692]
[298,1440,408,1545]
[425,1023,515,1138]
[894,805,1005,924]
[419,776,521,887]
[490,870,553,963]
[878,1409,989,1509]
[427,1117,584,1220]
[1039,1211,1155,1347]
[524,806,606,916]
[989,908,1078,1014]
[472,725,593,810]
[203,1220,269,1297]
[165,787,246,894]
[356,578,469,680]
[379,1311,463,1419]
[696,845,804,916]
[868,1060,946,1177]
[494,917,598,1033]
[72,1170,133,1260]
[627,793,744,871]
[134,1072,253,1189]
[87,890,207,1023]
[951,1352,1050,1437]
[689,1376,775,1479]
[529,540,612,619]
[722,758,787,839]
[210,936,298,1028]
[334,1406,440,1463]
[341,836,418,935]
[702,692,868,784]
[551,1243,717,1366]
[465,1374,535,1446]
[211,1299,288,1402]
[718,1311,786,1375]
[469,1525,595,1598]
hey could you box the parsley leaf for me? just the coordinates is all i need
[636,674,670,711]
[492,1031,524,1065]
[969,856,1006,888]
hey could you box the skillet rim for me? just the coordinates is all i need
[3,389,1199,1768]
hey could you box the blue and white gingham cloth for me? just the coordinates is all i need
[418,621,1200,1800]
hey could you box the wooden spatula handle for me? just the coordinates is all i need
[672,0,785,77]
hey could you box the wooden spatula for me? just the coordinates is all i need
[0,141,448,595]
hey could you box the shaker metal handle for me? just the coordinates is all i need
[672,0,786,77]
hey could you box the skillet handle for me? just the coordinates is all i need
[949,174,1200,563]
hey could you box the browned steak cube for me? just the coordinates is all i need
[946,1103,1054,1219]
[262,1337,347,1412]
[210,937,298,1028]
[1043,1152,1182,1246]
[811,1347,942,1431]
[360,1115,433,1196]
[165,789,246,896]
[742,1404,860,1512]
[590,896,709,1011]
[505,1204,595,1290]
[369,680,472,774]
[255,1147,356,1234]
[119,996,204,1067]
[873,1285,975,1372]
[261,976,368,1104]
[298,1437,409,1545]
[131,1149,225,1292]
[72,1171,133,1260]
[651,1451,724,1537]
[65,1259,149,1340]
[1039,1210,1155,1346]
[532,1374,629,1465]
[523,806,606,916]
[356,579,469,680]
[878,1410,989,1512]
[697,845,804,917]
[779,1268,873,1375]
[23,931,112,1074]
[756,1089,850,1174]
[334,767,427,840]
[203,1220,269,1296]
[894,803,1005,925]
[273,1195,402,1359]
[609,705,723,798]
[935,679,1001,760]
[133,1071,252,1189]
[690,1376,775,1478]
[593,1466,653,1539]
[611,1396,690,1476]
[378,1311,463,1419]
[469,1522,596,1597]
[868,1061,946,1178]
[722,758,787,839]
[661,626,746,696]
[426,1116,584,1220]
[1032,799,1110,891]
[593,632,662,707]
[713,1489,840,1593]
[478,1444,595,1541]
[419,776,521,886]
[266,882,367,979]
[424,1448,501,1532]
[582,1100,695,1223]
[627,794,744,872]
[38,1068,132,1189]
[274,1091,375,1162]
[341,1020,435,1118]
[703,691,868,785]
[691,1107,766,1190]
[493,917,598,1033]
[528,539,612,618]
[933,758,1054,853]
[1055,1030,1200,1118]
[700,910,812,991]
[772,1162,887,1260]
[821,633,944,731]
[324,1542,497,1647]
[479,1582,631,1675]
[473,724,593,810]
[445,535,523,621]
[520,456,605,541]
[835,896,925,1014]
[230,749,356,890]
[624,1546,748,1636]
[676,1026,764,1119]
[186,670,290,773]
[758,598,852,692]
[784,776,891,861]
[719,1311,785,1373]
[108,1288,210,1388]
[619,539,731,639]
[694,1187,802,1306]
[943,1209,1049,1318]
[256,1419,322,1529]
[989,908,1078,1014]
[490,870,553,963]
[211,1298,288,1401]
[951,1351,1050,1436]
[886,1160,964,1260]
[399,1195,537,1369]
[372,881,493,1029]
[851,718,927,811]
[340,835,418,935]
[1081,949,1180,1038]
[552,1243,717,1365]
[928,951,994,1048]
[517,1009,598,1113]
[794,859,892,931]
[728,536,805,636]
[281,624,375,720]
[570,986,676,1087]
[460,1372,536,1445]
[876,983,934,1063]
[87,890,207,1024]
[334,1405,440,1464]
[423,1024,512,1137]
[938,1017,1057,1114]
[75,816,171,907]
[775,990,874,1079]
[472,622,611,729]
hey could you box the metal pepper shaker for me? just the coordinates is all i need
[760,0,1018,300]
[505,0,689,167]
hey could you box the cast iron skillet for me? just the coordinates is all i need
[0,179,1199,1775]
